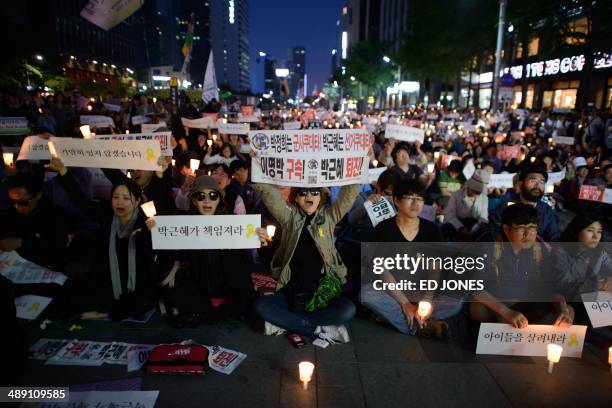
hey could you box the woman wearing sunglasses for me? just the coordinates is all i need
[47,157,157,321]
[147,175,256,327]
[252,181,361,344]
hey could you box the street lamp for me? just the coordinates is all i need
[35,55,43,61]
[382,55,391,63]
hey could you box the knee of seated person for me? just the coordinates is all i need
[253,295,274,315]
[469,303,494,322]
[336,298,357,321]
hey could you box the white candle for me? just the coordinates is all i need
[530,156,536,163]
[47,141,57,158]
[545,185,554,194]
[3,152,14,165]
[126,171,132,179]
[547,344,563,374]
[266,225,276,239]
[212,134,218,141]
[608,346,612,374]
[126,130,130,135]
[298,361,314,390]
[483,137,489,144]
[427,163,435,173]
[207,139,213,147]
[417,301,432,319]
[152,97,157,103]
[140,201,157,218]
[190,159,200,172]
[80,125,91,139]
[171,159,176,167]
[434,151,440,161]
[372,159,379,168]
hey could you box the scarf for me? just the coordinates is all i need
[109,208,139,300]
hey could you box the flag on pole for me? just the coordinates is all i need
[182,18,194,57]
[80,0,144,31]
[202,50,219,103]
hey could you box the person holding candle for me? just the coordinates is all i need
[360,179,463,338]
[146,175,257,326]
[204,142,239,167]
[252,179,360,344]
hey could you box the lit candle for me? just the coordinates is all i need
[298,361,315,390]
[207,139,213,147]
[213,134,218,141]
[508,201,516,206]
[171,159,176,167]
[48,141,57,158]
[417,301,432,319]
[152,97,157,103]
[80,125,91,139]
[190,159,200,173]
[434,151,440,161]
[530,156,536,163]
[547,344,563,374]
[140,201,157,218]
[427,163,435,173]
[126,130,130,135]
[372,159,379,168]
[608,346,612,374]
[545,184,554,194]
[3,152,14,165]
[266,225,276,239]
[483,137,489,144]
[87,105,92,111]
[126,171,132,179]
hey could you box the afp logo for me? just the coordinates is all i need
[251,133,269,151]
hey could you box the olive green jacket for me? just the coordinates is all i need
[253,183,360,290]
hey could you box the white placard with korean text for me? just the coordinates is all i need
[15,295,52,320]
[0,251,67,286]
[80,115,115,128]
[238,114,261,123]
[364,197,396,227]
[581,291,612,328]
[51,138,162,171]
[36,391,159,408]
[384,124,425,143]
[95,131,172,156]
[367,166,387,184]
[249,129,371,187]
[283,121,302,130]
[547,168,566,185]
[131,115,151,125]
[17,135,52,161]
[0,116,29,135]
[476,323,587,358]
[141,122,167,132]
[489,173,516,189]
[181,116,214,129]
[218,122,249,135]
[552,136,575,145]
[151,215,261,250]
[103,103,122,112]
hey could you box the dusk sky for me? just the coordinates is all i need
[249,0,345,94]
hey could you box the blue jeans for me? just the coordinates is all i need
[253,293,356,336]
[360,284,463,335]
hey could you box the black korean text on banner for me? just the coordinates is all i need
[95,132,173,156]
[249,129,372,187]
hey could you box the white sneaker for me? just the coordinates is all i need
[264,321,286,336]
[318,325,350,344]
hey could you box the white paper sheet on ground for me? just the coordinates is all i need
[28,338,71,360]
[127,345,156,372]
[0,251,68,286]
[151,215,261,249]
[364,197,396,227]
[207,345,247,375]
[35,391,159,408]
[15,295,52,320]
[581,291,612,328]
[476,323,587,358]
[46,340,109,366]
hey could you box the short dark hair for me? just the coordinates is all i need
[393,179,425,199]
[211,163,232,177]
[377,169,399,190]
[519,163,548,183]
[230,160,248,172]
[447,160,463,173]
[7,173,43,196]
[111,180,141,202]
[391,142,411,163]
[501,203,539,227]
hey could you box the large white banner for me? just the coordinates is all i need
[581,291,612,328]
[80,0,145,31]
[17,135,52,161]
[141,122,166,132]
[0,117,29,135]
[489,173,516,188]
[0,251,67,286]
[51,138,161,171]
[218,122,249,135]
[476,323,587,358]
[95,131,172,156]
[151,215,261,249]
[181,116,214,129]
[80,115,115,128]
[249,129,371,187]
[385,124,425,143]
[552,136,575,145]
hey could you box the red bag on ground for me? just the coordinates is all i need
[146,344,209,375]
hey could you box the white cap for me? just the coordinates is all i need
[573,157,587,168]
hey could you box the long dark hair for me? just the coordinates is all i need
[560,213,604,243]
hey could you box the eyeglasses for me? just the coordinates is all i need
[401,195,424,203]
[10,198,32,207]
[525,177,545,186]
[192,191,220,202]
[296,188,321,197]
[510,225,538,236]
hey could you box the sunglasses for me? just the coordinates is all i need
[296,188,321,197]
[11,198,32,207]
[192,191,220,202]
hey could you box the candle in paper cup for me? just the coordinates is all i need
[126,171,132,179]
[171,159,176,167]
[298,361,314,390]
[483,136,489,144]
[80,125,91,139]
[190,159,200,172]
[207,139,213,147]
[427,163,435,173]
[530,156,536,163]
[153,97,157,103]
[266,225,276,239]
[547,344,563,374]
[212,134,218,141]
[608,346,612,373]
[372,159,379,168]
[545,185,554,194]
[140,201,157,218]
[417,301,432,319]
[434,151,440,161]
[48,141,57,158]
[3,152,14,165]
[126,130,130,134]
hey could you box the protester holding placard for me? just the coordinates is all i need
[48,157,158,321]
[436,160,465,208]
[147,175,256,326]
[252,180,360,343]
[204,142,239,167]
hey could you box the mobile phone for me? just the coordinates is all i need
[287,333,306,348]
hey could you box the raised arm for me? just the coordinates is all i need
[252,183,291,225]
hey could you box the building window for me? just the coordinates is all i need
[515,42,523,59]
[528,37,539,56]
[553,89,577,109]
[565,17,588,45]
